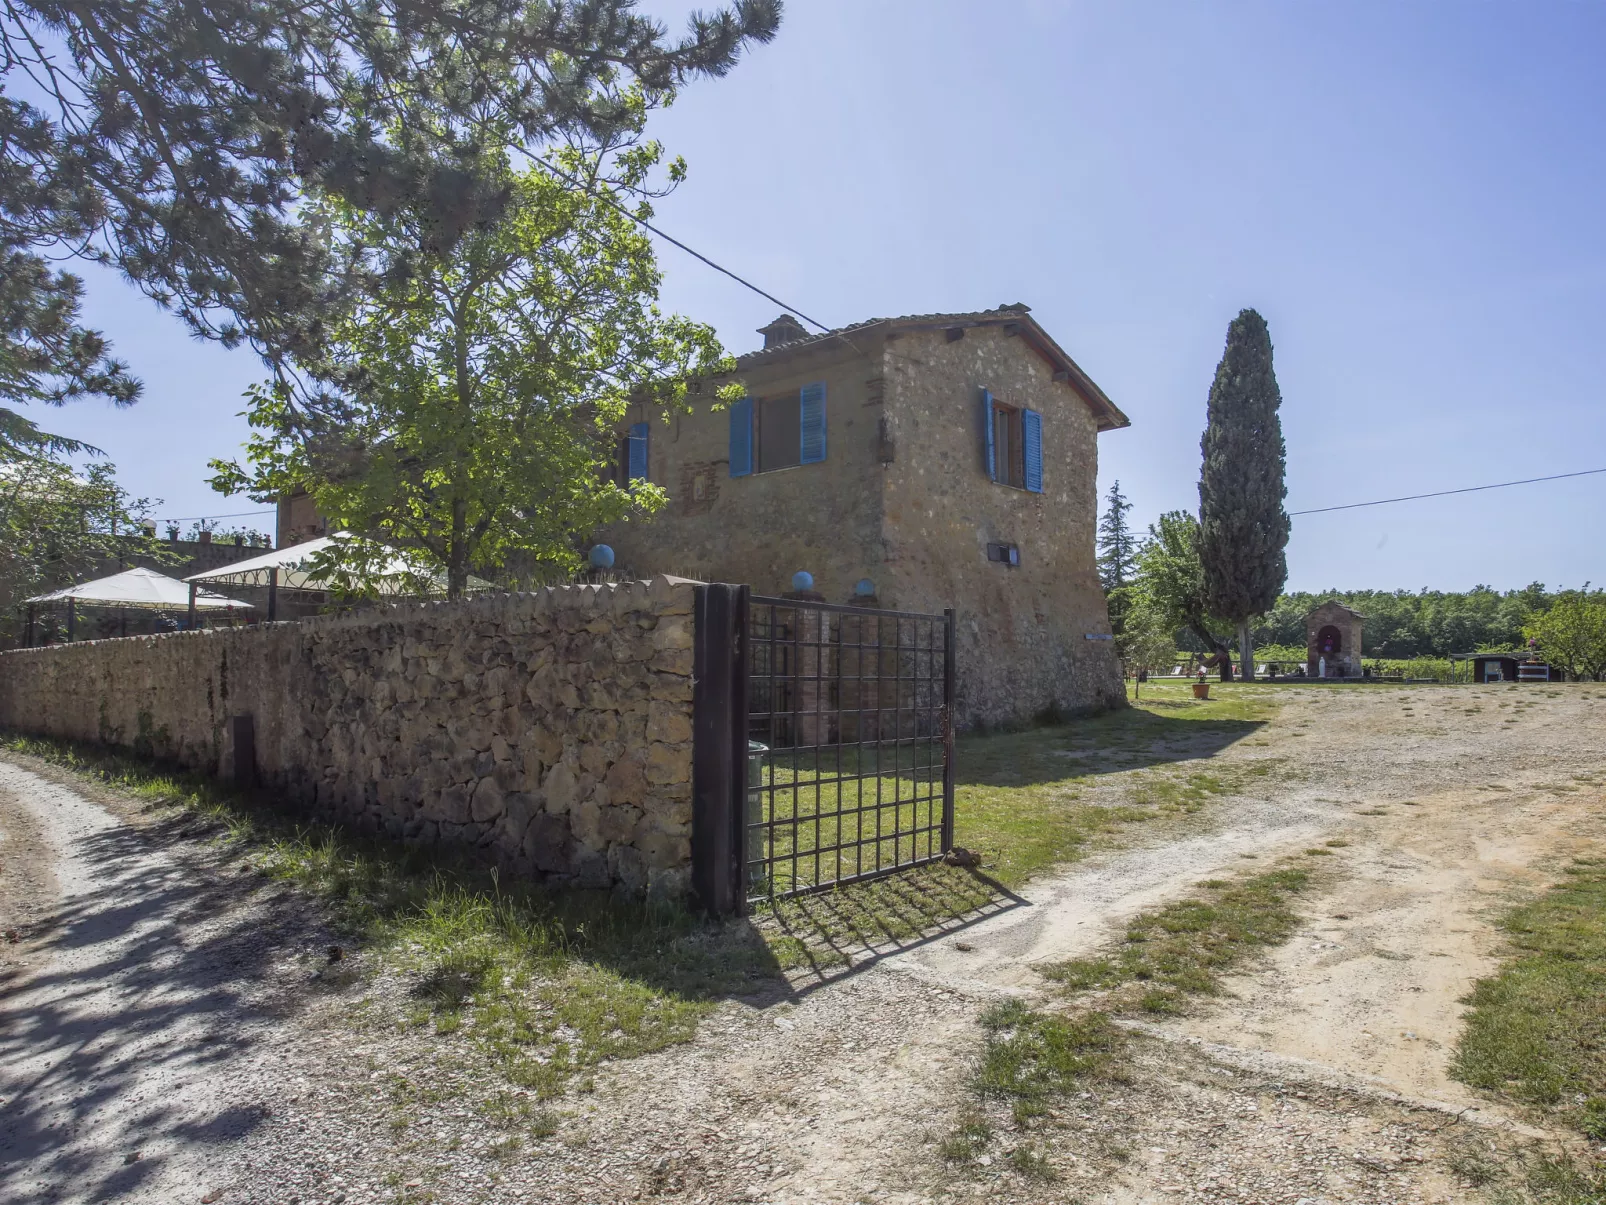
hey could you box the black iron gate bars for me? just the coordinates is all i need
[743,595,955,903]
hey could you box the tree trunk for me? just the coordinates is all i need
[448,494,467,601]
[1239,619,1254,682]
[1188,619,1233,682]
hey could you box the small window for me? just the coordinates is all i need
[992,403,1025,488]
[983,389,1043,492]
[737,382,826,474]
[986,542,1020,566]
[609,422,649,485]
[758,393,802,472]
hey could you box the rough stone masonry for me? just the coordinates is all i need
[0,577,699,900]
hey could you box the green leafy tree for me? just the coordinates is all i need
[1132,510,1235,680]
[210,138,732,598]
[1117,597,1176,700]
[1525,592,1606,681]
[0,459,166,646]
[1251,585,1552,658]
[1198,309,1290,682]
[0,1,780,376]
[1097,479,1137,632]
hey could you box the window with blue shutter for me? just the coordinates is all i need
[628,422,649,482]
[729,397,753,477]
[1022,409,1043,493]
[799,382,826,464]
[984,391,1037,490]
[982,388,996,481]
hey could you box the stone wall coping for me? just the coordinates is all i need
[1,573,709,659]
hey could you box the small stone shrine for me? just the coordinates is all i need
[1305,601,1365,678]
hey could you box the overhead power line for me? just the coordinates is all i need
[533,155,832,334]
[1290,467,1606,516]
[156,507,277,522]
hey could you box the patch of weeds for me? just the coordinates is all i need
[1304,847,1334,857]
[1325,839,1350,847]
[1453,858,1606,1143]
[1446,1137,1506,1187]
[1357,807,1389,815]
[938,1111,994,1162]
[486,1136,523,1161]
[975,999,1122,1123]
[1042,867,1311,1008]
[1006,1142,1060,1181]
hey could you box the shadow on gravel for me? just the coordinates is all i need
[958,709,1267,787]
[0,810,314,1204]
[751,863,1027,999]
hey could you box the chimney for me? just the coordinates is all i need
[758,314,809,350]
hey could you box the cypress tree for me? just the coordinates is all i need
[1197,309,1290,682]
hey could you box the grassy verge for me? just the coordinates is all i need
[951,682,1280,888]
[1454,858,1606,1134]
[1442,857,1606,1204]
[939,861,1314,1175]
[1,731,776,1107]
[1041,867,1310,1015]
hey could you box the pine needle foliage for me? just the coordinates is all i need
[0,1,781,381]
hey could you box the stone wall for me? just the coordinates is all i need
[598,338,886,601]
[595,316,1125,729]
[0,577,699,900]
[881,325,1125,726]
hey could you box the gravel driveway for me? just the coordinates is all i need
[0,760,331,1205]
[3,683,1603,1203]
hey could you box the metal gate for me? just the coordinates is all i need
[687,583,955,911]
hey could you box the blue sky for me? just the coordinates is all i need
[43,1,1606,591]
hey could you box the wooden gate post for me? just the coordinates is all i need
[692,583,749,916]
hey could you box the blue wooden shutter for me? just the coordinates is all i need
[1023,408,1043,493]
[800,382,827,464]
[628,422,649,482]
[982,389,996,481]
[729,397,753,477]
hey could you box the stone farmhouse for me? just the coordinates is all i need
[599,304,1132,728]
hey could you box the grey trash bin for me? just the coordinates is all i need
[746,740,768,894]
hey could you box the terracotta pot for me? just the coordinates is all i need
[1192,682,1210,700]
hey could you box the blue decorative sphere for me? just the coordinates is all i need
[791,570,814,592]
[854,577,876,597]
[589,544,615,569]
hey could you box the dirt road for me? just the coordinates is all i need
[2,683,1602,1204]
[0,761,336,1205]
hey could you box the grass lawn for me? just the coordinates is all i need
[952,680,1277,887]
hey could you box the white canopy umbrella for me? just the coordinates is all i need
[182,534,428,592]
[23,566,251,645]
[27,566,250,610]
[185,533,480,620]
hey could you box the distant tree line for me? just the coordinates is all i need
[1175,584,1566,659]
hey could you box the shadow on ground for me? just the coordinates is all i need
[750,863,1023,998]
[957,706,1269,787]
[0,806,326,1204]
